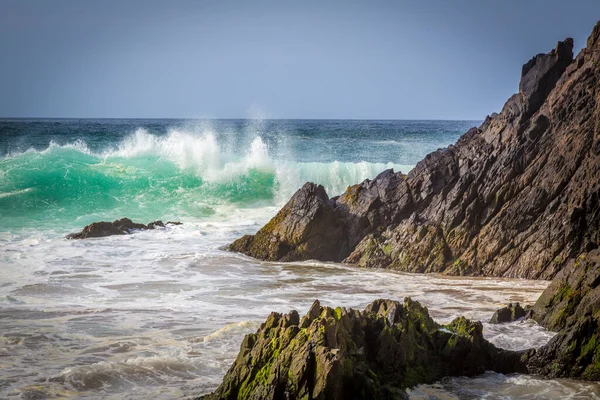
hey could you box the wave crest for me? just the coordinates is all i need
[0,128,412,230]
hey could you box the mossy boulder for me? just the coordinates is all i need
[200,298,527,400]
[532,250,600,332]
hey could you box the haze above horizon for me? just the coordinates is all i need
[1,0,599,120]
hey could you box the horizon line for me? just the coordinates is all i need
[0,116,483,122]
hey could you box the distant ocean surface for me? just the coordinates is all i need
[2,119,597,399]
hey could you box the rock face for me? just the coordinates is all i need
[230,183,348,261]
[66,218,182,239]
[526,249,600,380]
[489,303,530,324]
[229,20,600,280]
[201,298,527,400]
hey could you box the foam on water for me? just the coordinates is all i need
[0,218,568,399]
[0,128,410,231]
[409,372,600,399]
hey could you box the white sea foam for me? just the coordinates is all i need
[0,187,33,198]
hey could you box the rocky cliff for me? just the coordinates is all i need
[230,20,600,280]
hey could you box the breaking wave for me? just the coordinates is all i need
[0,128,411,230]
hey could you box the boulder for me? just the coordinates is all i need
[66,218,182,239]
[200,298,527,400]
[229,183,348,261]
[489,303,531,324]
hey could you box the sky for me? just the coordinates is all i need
[0,0,599,120]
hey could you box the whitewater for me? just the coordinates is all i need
[1,119,599,399]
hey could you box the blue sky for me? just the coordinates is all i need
[1,0,599,119]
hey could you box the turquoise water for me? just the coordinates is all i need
[0,119,473,231]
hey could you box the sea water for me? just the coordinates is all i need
[1,119,598,399]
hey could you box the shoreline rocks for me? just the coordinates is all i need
[66,218,182,239]
[201,290,600,399]
[230,183,348,262]
[207,18,600,400]
[228,20,600,281]
[489,303,531,324]
[200,298,528,400]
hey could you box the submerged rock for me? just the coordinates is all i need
[228,19,600,281]
[489,303,531,324]
[200,298,527,400]
[66,218,182,239]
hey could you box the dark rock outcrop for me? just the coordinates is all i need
[229,20,600,281]
[66,218,182,239]
[201,298,527,400]
[489,303,530,324]
[230,183,348,261]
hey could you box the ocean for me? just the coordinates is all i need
[1,119,598,399]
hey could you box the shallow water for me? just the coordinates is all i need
[2,119,599,399]
[0,219,584,399]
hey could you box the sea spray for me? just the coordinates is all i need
[0,128,409,231]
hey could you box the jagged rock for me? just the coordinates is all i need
[200,298,527,400]
[229,20,600,280]
[65,218,182,239]
[332,169,415,251]
[519,38,573,119]
[489,303,531,324]
[229,183,348,261]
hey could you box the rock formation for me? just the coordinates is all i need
[489,303,530,324]
[66,218,182,239]
[230,183,348,261]
[200,298,527,400]
[230,20,600,280]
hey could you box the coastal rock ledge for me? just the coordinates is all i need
[201,286,600,399]
[230,19,600,281]
[200,298,527,400]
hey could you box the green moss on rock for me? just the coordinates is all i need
[200,298,527,400]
